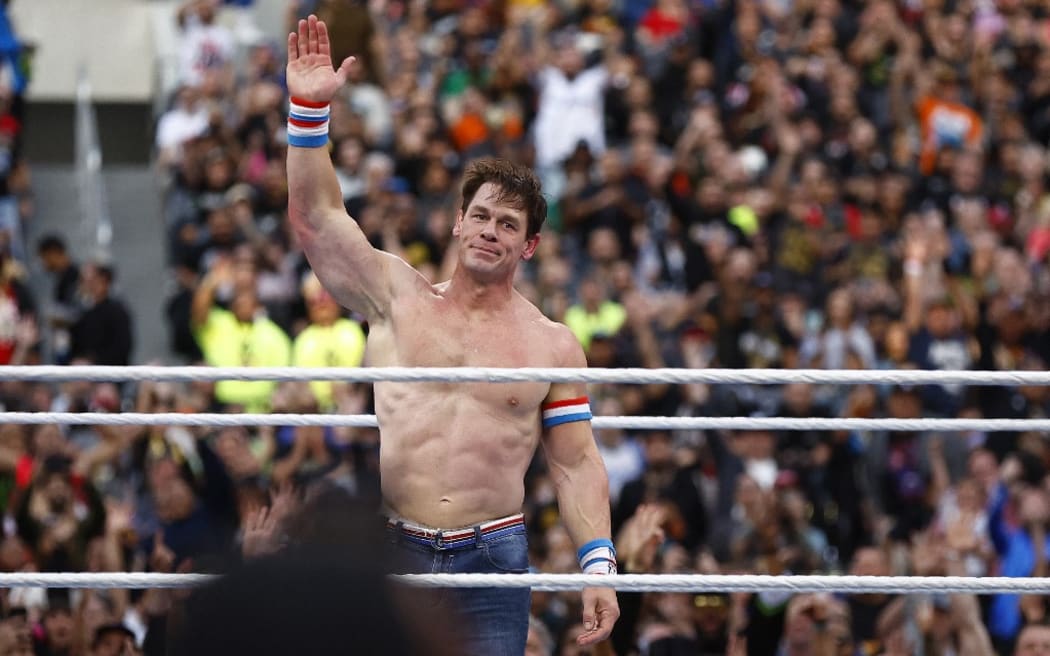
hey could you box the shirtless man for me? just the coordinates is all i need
[285,15,619,655]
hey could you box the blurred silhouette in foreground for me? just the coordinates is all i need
[172,481,464,655]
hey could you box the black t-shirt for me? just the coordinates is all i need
[71,297,133,366]
[847,594,894,645]
[54,264,79,306]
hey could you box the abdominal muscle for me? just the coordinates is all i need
[376,381,543,529]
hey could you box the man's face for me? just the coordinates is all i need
[0,614,32,656]
[44,475,73,513]
[79,265,106,301]
[925,304,955,337]
[43,611,73,649]
[453,183,537,281]
[38,249,62,272]
[850,547,888,577]
[231,291,258,324]
[1016,625,1050,656]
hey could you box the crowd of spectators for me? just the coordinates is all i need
[2,0,1050,652]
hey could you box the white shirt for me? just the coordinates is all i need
[533,65,608,168]
[178,18,235,87]
[155,105,209,153]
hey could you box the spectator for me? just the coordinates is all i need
[69,261,132,366]
[90,623,138,656]
[531,23,612,194]
[564,276,626,352]
[0,253,34,365]
[176,0,235,91]
[291,273,366,411]
[35,234,78,364]
[1015,623,1050,656]
[154,85,210,170]
[613,430,706,552]
[190,258,291,411]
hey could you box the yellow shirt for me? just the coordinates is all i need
[292,318,367,409]
[564,301,627,350]
[193,308,291,411]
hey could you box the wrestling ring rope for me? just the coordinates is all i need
[3,364,1048,594]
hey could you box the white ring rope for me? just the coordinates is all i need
[394,574,1050,594]
[3,365,1050,386]
[3,572,1050,594]
[2,412,1048,432]
[0,573,216,588]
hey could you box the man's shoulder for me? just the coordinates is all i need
[519,305,585,367]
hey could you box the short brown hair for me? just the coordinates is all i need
[460,158,547,238]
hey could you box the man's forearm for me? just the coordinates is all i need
[554,452,614,558]
[190,276,218,328]
[287,145,345,233]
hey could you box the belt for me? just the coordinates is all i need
[386,513,525,550]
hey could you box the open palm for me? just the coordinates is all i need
[286,15,356,104]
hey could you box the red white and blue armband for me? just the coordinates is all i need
[578,538,618,575]
[541,397,592,429]
[287,97,330,148]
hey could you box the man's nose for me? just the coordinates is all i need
[480,220,498,240]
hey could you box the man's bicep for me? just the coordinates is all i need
[540,325,595,465]
[541,412,596,472]
[304,212,421,319]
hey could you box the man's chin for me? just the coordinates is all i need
[462,258,509,279]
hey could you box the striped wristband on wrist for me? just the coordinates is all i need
[578,538,617,575]
[287,97,329,148]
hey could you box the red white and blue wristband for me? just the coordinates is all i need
[578,538,617,575]
[287,96,329,148]
[541,396,592,429]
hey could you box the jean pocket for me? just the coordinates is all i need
[480,534,529,573]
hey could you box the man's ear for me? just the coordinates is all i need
[521,233,541,260]
[452,210,463,237]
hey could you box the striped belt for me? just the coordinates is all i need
[386,513,525,550]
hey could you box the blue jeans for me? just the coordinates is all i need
[388,524,531,655]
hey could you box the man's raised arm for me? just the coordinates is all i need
[285,15,414,321]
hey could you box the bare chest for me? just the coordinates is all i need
[369,296,553,411]
[385,298,551,368]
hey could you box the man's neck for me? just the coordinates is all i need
[446,266,515,313]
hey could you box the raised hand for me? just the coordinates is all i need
[268,481,299,529]
[242,506,279,558]
[151,530,176,573]
[615,503,666,573]
[286,15,356,104]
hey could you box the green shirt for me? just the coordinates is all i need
[292,318,367,409]
[564,301,627,350]
[193,308,291,411]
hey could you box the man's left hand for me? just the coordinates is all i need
[577,586,619,646]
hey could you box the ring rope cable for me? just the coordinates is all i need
[2,365,1050,386]
[2,572,1050,594]
[0,412,1048,432]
